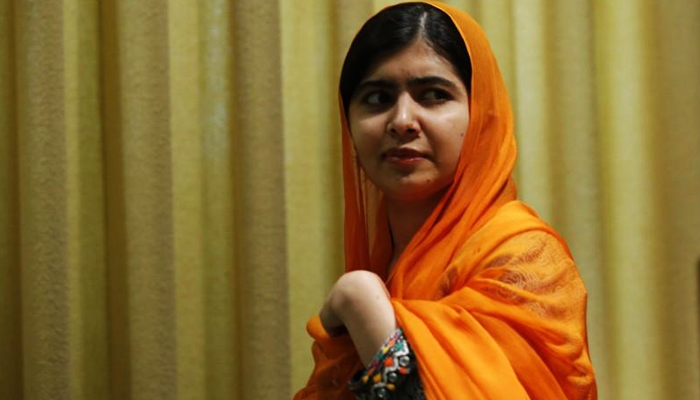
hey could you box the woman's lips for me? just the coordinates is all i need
[384,147,427,166]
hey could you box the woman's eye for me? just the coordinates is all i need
[422,89,450,102]
[364,91,391,105]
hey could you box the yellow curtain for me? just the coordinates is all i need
[0,0,698,399]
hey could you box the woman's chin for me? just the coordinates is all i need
[379,179,450,204]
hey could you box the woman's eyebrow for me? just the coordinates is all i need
[406,76,457,88]
[357,76,457,93]
[356,79,397,92]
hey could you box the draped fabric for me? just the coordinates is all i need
[295,2,596,399]
[0,1,699,399]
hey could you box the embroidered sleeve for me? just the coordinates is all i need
[348,328,426,400]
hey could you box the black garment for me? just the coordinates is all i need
[348,329,426,400]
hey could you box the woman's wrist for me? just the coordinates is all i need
[319,270,398,361]
[320,284,348,336]
[329,271,397,364]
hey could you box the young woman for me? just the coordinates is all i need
[295,2,597,399]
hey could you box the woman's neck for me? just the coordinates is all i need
[386,190,445,268]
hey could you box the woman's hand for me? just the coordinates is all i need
[318,270,398,365]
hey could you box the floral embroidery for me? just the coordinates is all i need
[348,329,425,399]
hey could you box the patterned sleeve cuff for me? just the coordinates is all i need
[347,328,417,399]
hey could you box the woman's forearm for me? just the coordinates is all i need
[321,271,397,365]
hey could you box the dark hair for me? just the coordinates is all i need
[340,3,472,110]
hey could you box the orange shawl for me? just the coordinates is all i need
[295,2,596,399]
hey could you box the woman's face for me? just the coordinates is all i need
[348,39,470,203]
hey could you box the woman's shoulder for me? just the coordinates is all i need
[439,202,578,295]
[452,201,569,266]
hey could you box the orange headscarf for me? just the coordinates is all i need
[295,2,597,399]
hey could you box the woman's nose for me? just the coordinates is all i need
[387,93,419,138]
